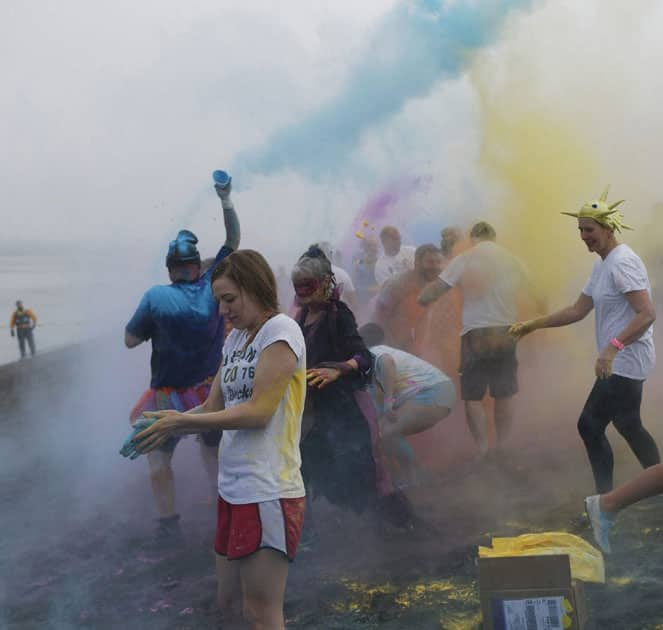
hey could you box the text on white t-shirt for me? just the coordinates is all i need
[218,313,306,503]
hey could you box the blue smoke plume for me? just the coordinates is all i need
[235,0,533,180]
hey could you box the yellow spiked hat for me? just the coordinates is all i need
[561,186,633,232]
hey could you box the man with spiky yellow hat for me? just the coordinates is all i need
[510,187,660,495]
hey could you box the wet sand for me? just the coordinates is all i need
[2,339,663,629]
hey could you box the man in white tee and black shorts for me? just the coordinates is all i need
[419,221,538,456]
[510,188,660,494]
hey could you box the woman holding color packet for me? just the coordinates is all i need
[132,249,306,630]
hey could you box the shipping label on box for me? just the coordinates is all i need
[492,596,566,630]
[479,555,586,630]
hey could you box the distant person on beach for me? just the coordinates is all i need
[132,250,305,630]
[510,188,660,494]
[10,300,37,359]
[374,226,416,287]
[419,222,539,458]
[124,178,240,542]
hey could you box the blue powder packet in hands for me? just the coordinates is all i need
[119,417,157,460]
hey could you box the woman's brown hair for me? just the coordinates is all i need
[211,249,279,313]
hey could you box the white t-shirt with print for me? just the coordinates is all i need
[441,240,528,335]
[374,246,416,286]
[582,244,655,380]
[218,313,306,503]
[371,344,450,399]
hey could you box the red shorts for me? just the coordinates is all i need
[214,495,305,561]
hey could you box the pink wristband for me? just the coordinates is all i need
[610,338,625,351]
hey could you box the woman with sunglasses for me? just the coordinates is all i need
[292,245,412,533]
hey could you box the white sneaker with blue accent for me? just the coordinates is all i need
[584,494,614,554]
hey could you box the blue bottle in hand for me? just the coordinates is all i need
[213,170,231,189]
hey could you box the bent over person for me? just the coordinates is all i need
[511,188,659,494]
[125,178,240,541]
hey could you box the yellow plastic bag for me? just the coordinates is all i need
[478,532,605,583]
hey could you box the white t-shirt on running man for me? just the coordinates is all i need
[218,313,306,504]
[440,240,529,335]
[582,243,655,381]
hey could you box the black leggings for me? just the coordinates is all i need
[578,375,660,493]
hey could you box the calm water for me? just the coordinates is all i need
[0,254,149,366]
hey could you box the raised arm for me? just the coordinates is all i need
[215,182,240,252]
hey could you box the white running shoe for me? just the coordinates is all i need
[584,494,614,554]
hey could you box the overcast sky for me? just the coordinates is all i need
[3,1,663,268]
[2,1,400,252]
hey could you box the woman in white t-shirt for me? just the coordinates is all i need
[133,249,306,630]
[359,322,456,485]
[510,188,660,495]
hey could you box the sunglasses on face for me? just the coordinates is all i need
[293,279,320,297]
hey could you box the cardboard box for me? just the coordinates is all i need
[479,555,587,630]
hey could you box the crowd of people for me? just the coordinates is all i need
[120,180,661,629]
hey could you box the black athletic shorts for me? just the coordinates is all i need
[459,326,518,401]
